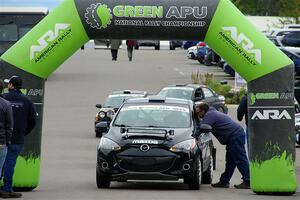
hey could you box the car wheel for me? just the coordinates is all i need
[185,158,201,190]
[197,58,204,64]
[96,131,103,138]
[170,45,175,50]
[96,170,111,188]
[202,155,213,184]
[134,45,139,50]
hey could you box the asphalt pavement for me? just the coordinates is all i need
[21,47,300,199]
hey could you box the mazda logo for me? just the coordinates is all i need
[140,144,150,152]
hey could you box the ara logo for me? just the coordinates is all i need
[222,26,261,64]
[251,110,292,120]
[30,23,71,61]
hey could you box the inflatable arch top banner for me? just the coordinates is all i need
[0,0,297,194]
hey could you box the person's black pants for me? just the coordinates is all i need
[111,49,118,61]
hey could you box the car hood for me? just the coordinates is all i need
[105,126,194,147]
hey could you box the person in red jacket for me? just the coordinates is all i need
[126,40,136,61]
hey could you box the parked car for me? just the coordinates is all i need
[283,24,300,29]
[134,40,160,50]
[187,45,198,59]
[94,39,110,48]
[223,62,235,77]
[294,113,300,146]
[169,40,183,50]
[157,84,228,113]
[195,42,208,64]
[183,40,199,49]
[279,48,300,74]
[94,90,147,137]
[96,97,215,189]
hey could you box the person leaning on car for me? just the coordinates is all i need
[0,80,13,178]
[195,102,250,189]
[1,76,37,198]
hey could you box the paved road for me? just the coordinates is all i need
[23,48,299,199]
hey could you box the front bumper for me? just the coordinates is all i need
[97,147,198,181]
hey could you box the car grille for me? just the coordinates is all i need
[116,147,176,172]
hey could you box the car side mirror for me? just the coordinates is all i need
[96,104,102,109]
[96,121,109,133]
[195,124,212,138]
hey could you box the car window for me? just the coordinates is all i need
[114,104,191,128]
[158,88,193,100]
[194,88,203,99]
[104,94,145,108]
[202,88,214,98]
[277,31,292,36]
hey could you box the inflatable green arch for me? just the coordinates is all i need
[0,0,297,194]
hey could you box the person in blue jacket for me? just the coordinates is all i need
[1,76,36,198]
[196,102,250,189]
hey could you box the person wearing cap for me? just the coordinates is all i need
[1,76,36,198]
[195,102,250,189]
[0,80,13,178]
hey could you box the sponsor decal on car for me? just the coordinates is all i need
[132,140,158,144]
[122,105,189,112]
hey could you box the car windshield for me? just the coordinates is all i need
[114,104,191,128]
[104,94,143,108]
[158,87,193,100]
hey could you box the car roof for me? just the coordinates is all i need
[125,96,192,106]
[110,90,147,95]
[164,84,207,90]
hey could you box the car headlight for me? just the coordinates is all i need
[106,110,114,118]
[99,111,106,118]
[98,137,121,152]
[170,139,196,153]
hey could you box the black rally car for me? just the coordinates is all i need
[96,97,215,189]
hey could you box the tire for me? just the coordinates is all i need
[155,44,160,50]
[96,131,102,138]
[96,169,111,188]
[202,155,213,184]
[134,45,139,50]
[185,158,202,190]
[170,45,175,50]
[197,58,204,64]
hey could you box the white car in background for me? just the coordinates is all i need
[187,45,198,59]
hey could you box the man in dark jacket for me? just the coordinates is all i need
[196,102,250,189]
[1,76,36,198]
[0,80,13,178]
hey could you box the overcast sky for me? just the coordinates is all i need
[1,0,63,10]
